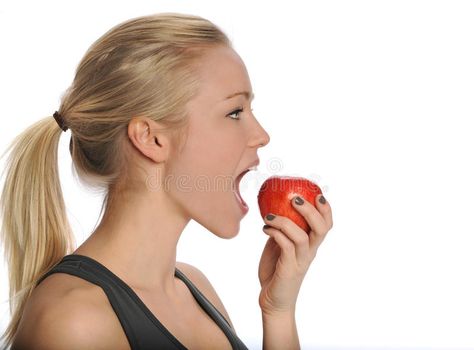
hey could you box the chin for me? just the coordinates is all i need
[201,219,241,239]
[220,226,240,239]
[215,223,241,239]
[190,197,243,239]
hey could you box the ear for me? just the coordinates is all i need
[127,117,171,163]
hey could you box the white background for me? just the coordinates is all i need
[1,1,473,349]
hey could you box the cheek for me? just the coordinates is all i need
[165,158,243,238]
[168,169,242,238]
[162,122,245,235]
[183,122,243,176]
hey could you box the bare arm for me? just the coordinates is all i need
[262,309,300,350]
[258,194,333,350]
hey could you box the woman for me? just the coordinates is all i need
[0,13,333,350]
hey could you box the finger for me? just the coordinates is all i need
[312,194,333,248]
[290,195,331,251]
[316,194,333,230]
[262,224,296,264]
[263,213,309,259]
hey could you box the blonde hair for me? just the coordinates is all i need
[0,12,231,347]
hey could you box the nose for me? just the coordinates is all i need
[258,127,270,148]
[250,118,270,148]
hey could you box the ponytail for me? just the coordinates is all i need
[0,116,76,347]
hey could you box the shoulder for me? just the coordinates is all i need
[12,273,130,350]
[176,261,235,330]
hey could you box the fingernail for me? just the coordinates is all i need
[319,195,326,204]
[265,214,275,221]
[294,196,304,205]
[263,224,271,229]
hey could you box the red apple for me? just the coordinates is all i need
[257,176,322,234]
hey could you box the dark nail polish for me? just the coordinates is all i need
[266,214,275,221]
[319,195,326,204]
[294,196,304,205]
[263,224,271,229]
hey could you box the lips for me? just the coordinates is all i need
[236,159,260,179]
[235,168,250,184]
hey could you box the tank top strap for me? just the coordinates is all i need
[174,268,248,349]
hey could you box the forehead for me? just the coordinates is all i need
[193,46,252,100]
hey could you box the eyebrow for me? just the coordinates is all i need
[225,91,255,101]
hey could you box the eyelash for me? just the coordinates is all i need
[227,107,253,121]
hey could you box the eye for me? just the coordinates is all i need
[227,108,243,120]
[226,107,253,121]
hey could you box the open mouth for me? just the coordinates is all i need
[234,169,250,210]
[233,164,258,212]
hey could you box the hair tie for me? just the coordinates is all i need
[53,111,68,132]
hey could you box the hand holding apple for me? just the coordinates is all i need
[256,175,333,316]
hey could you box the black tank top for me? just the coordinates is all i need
[36,254,248,350]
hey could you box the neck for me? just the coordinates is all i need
[74,188,190,297]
